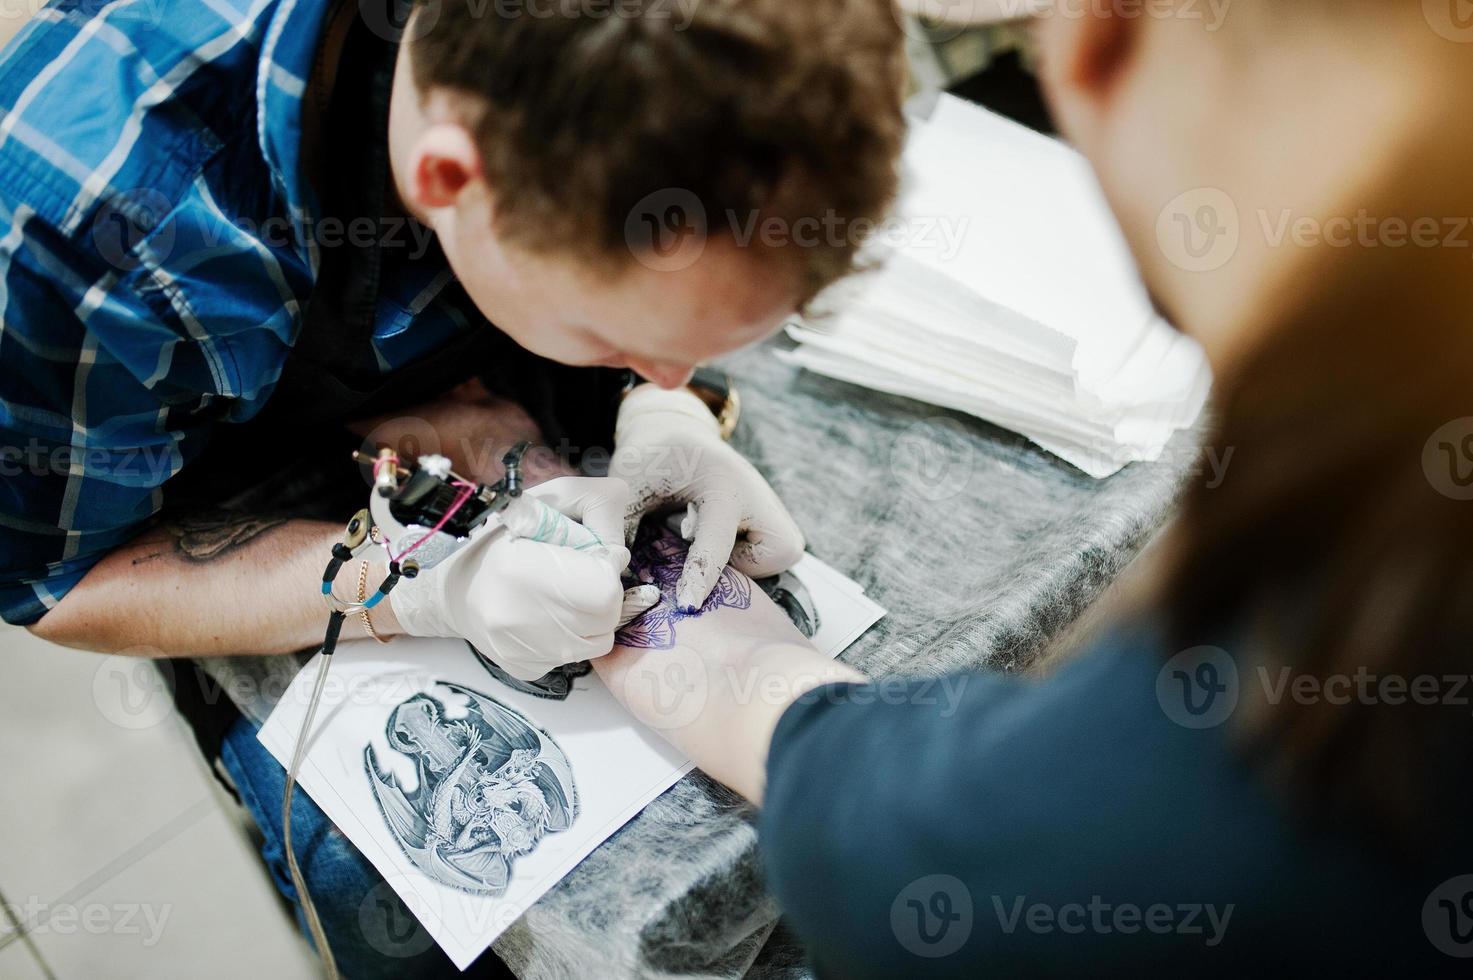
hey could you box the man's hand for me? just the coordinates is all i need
[350,379,575,487]
[389,477,658,681]
[615,385,804,613]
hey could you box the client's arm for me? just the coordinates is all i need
[592,524,865,803]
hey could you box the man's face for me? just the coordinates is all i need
[439,201,799,391]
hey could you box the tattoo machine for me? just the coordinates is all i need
[320,440,607,649]
[283,441,605,980]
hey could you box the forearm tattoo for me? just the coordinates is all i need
[164,511,289,563]
[615,522,751,649]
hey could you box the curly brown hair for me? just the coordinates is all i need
[408,0,908,303]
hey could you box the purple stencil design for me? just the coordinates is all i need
[615,522,752,649]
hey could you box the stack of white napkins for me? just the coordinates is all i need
[780,94,1210,478]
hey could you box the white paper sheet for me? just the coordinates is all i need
[258,555,885,970]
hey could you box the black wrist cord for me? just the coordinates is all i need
[283,512,402,980]
[280,445,523,977]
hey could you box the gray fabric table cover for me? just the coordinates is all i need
[491,341,1202,979]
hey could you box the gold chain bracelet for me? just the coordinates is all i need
[357,560,392,644]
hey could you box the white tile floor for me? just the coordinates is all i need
[0,626,320,978]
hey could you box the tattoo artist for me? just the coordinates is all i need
[0,1,904,975]
[2,0,901,674]
[596,1,1473,975]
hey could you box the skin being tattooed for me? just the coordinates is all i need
[616,522,752,649]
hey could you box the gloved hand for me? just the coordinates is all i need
[389,477,660,681]
[614,385,805,612]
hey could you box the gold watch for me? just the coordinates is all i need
[622,368,741,441]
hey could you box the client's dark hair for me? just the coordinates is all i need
[1158,236,1473,850]
[408,0,907,304]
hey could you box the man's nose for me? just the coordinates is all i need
[626,360,696,390]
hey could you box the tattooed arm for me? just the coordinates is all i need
[26,383,578,659]
[592,524,865,804]
[28,513,406,657]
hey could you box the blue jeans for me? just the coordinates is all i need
[219,716,513,979]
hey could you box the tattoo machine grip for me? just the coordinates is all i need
[500,496,607,553]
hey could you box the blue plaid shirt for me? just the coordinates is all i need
[0,0,478,625]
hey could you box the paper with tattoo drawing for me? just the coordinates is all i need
[257,531,884,970]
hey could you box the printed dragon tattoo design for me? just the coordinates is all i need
[365,683,577,895]
[614,522,752,650]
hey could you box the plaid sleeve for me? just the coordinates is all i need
[0,213,215,627]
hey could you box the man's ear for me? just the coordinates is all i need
[1067,8,1136,95]
[1033,7,1140,146]
[407,123,482,212]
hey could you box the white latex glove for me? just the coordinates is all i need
[614,385,805,612]
[390,477,660,681]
